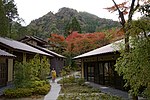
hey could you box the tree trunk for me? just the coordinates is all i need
[132,95,138,100]
[125,31,130,52]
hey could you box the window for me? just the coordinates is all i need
[87,63,94,82]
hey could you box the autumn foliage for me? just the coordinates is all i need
[48,33,66,53]
[48,28,124,56]
[48,29,124,56]
[48,31,107,56]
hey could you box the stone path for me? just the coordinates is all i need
[44,77,62,100]
[1,71,145,100]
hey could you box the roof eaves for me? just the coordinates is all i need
[0,49,16,58]
[73,39,124,59]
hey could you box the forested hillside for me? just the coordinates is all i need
[27,7,120,38]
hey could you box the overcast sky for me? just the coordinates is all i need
[14,0,129,26]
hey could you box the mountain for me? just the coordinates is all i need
[27,7,120,38]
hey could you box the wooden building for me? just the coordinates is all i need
[0,49,15,87]
[19,36,66,76]
[74,40,125,90]
[0,37,53,87]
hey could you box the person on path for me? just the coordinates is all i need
[51,68,56,83]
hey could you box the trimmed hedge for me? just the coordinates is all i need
[4,88,33,98]
[32,84,50,95]
[3,84,50,98]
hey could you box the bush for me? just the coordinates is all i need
[4,88,33,98]
[3,83,50,98]
[58,75,76,84]
[14,55,50,88]
[32,84,50,95]
[30,80,47,88]
[76,78,85,85]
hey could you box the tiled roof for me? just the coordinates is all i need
[73,39,124,59]
[38,46,66,58]
[19,35,47,44]
[0,37,53,57]
[30,45,65,58]
[0,49,16,57]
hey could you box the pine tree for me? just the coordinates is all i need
[71,17,81,33]
[3,0,19,37]
[64,17,82,36]
[0,0,8,36]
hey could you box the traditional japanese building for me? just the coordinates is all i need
[74,40,125,90]
[0,37,53,87]
[0,49,15,87]
[19,36,66,76]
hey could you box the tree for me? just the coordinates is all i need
[64,17,82,36]
[14,55,50,88]
[115,18,150,98]
[139,3,150,17]
[10,22,28,39]
[65,31,106,55]
[2,0,19,36]
[48,33,66,54]
[115,19,150,98]
[105,0,150,99]
[0,0,8,36]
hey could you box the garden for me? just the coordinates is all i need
[0,55,50,99]
[57,74,122,100]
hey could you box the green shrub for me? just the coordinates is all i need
[3,83,50,98]
[4,88,33,98]
[76,78,85,85]
[32,84,50,95]
[14,55,50,88]
[58,76,76,84]
[31,80,47,88]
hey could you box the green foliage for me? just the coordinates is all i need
[32,84,50,95]
[115,17,150,98]
[58,93,122,100]
[3,83,50,98]
[64,66,71,74]
[14,54,50,88]
[57,76,121,100]
[58,75,76,84]
[128,18,150,36]
[27,7,120,38]
[2,0,20,36]
[76,78,85,85]
[4,88,33,98]
[10,22,28,39]
[28,80,47,88]
[0,0,8,36]
[79,12,120,33]
[64,17,82,37]
[139,4,150,17]
[38,56,50,80]
[115,36,150,97]
[3,0,19,21]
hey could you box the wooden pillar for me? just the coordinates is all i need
[81,59,84,78]
[23,53,26,63]
[7,59,13,83]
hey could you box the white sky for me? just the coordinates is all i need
[14,0,135,26]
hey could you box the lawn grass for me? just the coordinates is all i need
[57,76,122,100]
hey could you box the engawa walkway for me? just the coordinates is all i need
[44,77,62,100]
